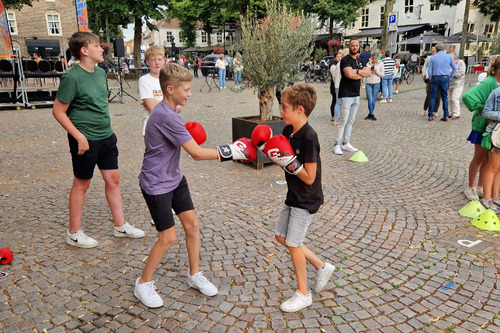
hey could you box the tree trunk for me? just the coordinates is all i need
[259,88,275,121]
[459,0,470,59]
[380,0,396,52]
[134,16,142,70]
[105,16,110,61]
[329,18,334,56]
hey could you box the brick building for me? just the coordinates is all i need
[2,0,79,59]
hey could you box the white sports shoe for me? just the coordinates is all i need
[315,263,336,293]
[280,290,312,312]
[66,230,98,248]
[477,187,484,198]
[114,222,145,238]
[188,271,218,296]
[464,187,479,201]
[333,144,343,155]
[341,143,358,152]
[134,278,163,308]
[380,99,387,103]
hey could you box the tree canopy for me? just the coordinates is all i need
[2,0,34,10]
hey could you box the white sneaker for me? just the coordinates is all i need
[341,143,358,152]
[315,263,335,293]
[134,278,163,308]
[380,99,387,103]
[477,187,484,198]
[464,187,479,201]
[114,222,145,238]
[395,90,399,94]
[388,98,393,103]
[188,272,218,296]
[280,290,312,312]
[333,144,343,155]
[481,199,499,212]
[66,230,98,248]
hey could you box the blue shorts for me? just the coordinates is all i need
[275,205,313,247]
[467,130,483,145]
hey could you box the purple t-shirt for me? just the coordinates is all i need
[139,101,193,195]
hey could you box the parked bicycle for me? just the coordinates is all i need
[401,65,414,84]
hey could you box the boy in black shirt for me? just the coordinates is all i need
[274,83,335,312]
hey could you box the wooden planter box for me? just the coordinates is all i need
[232,116,285,169]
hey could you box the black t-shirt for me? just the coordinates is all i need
[283,123,324,214]
[339,55,365,98]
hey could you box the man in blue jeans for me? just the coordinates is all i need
[427,43,457,121]
[380,50,395,103]
[333,38,371,155]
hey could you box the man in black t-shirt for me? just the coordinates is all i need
[333,38,371,155]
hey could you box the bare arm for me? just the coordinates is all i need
[295,162,317,185]
[52,99,88,155]
[142,98,161,113]
[181,139,218,160]
[343,66,371,79]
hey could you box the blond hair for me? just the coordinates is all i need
[487,55,500,77]
[145,45,164,61]
[281,83,317,116]
[159,63,193,93]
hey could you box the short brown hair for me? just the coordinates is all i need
[281,83,317,116]
[488,55,500,77]
[159,63,193,93]
[69,32,99,60]
[145,45,164,61]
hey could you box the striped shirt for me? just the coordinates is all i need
[381,57,395,75]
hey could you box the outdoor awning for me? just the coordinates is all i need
[25,39,61,55]
[398,31,449,45]
[449,32,494,43]
[347,24,430,38]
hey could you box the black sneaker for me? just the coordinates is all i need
[371,115,377,121]
[364,114,372,120]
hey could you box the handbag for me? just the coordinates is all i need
[491,123,500,148]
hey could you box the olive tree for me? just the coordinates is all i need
[240,0,316,121]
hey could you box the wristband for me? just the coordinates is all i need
[356,69,359,74]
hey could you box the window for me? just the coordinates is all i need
[46,13,61,35]
[6,12,17,35]
[380,7,385,27]
[404,0,413,13]
[201,31,207,43]
[361,8,369,28]
[483,23,495,38]
[349,21,355,29]
[217,32,222,43]
[467,23,475,33]
[166,31,173,43]
[430,3,440,11]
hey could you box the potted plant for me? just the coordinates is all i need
[233,0,316,169]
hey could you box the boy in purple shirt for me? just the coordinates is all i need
[135,64,221,308]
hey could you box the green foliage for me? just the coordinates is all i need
[2,0,33,10]
[287,0,367,29]
[240,0,315,120]
[314,48,327,62]
[474,0,500,21]
[490,33,500,55]
[87,0,127,41]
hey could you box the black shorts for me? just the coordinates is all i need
[141,176,195,232]
[68,133,119,180]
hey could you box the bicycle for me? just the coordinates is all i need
[401,65,414,84]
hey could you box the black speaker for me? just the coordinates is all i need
[113,38,125,57]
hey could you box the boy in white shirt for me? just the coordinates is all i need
[139,46,166,136]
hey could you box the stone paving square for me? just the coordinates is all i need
[1,77,500,332]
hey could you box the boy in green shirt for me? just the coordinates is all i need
[53,32,144,248]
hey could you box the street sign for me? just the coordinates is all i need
[388,12,398,32]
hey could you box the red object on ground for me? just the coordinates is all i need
[0,248,13,264]
[473,66,485,72]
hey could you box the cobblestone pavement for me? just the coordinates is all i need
[1,76,500,333]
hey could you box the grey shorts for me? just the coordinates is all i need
[275,204,313,247]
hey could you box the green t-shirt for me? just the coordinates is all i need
[56,65,113,141]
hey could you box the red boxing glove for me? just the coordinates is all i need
[185,121,207,145]
[251,124,273,151]
[217,137,257,162]
[263,135,303,175]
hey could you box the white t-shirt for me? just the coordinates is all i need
[138,74,163,136]
[216,58,226,69]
